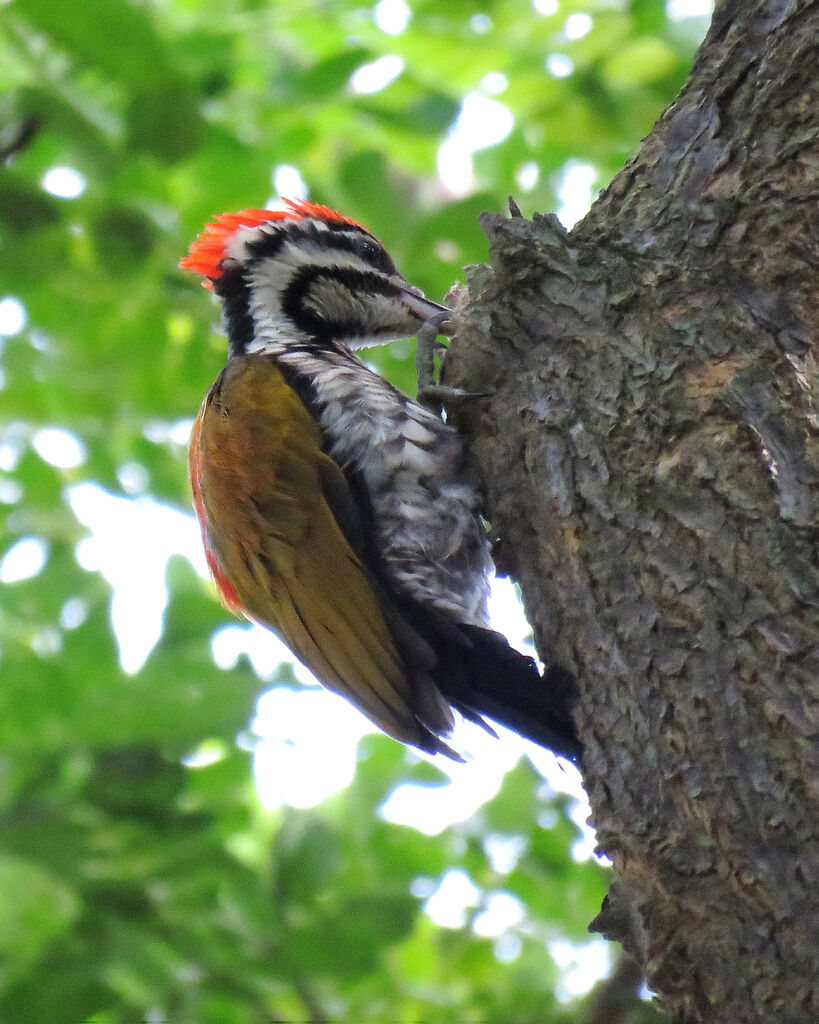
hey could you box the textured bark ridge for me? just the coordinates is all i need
[443,2,818,1021]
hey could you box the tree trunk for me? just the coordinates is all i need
[443,2,818,1021]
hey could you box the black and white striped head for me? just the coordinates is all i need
[181,199,451,355]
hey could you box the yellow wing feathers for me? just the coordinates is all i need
[193,355,453,749]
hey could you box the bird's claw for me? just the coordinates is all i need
[418,384,493,407]
[415,311,493,412]
[416,312,459,414]
[424,310,456,337]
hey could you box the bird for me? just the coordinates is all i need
[181,198,580,762]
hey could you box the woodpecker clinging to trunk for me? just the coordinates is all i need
[181,199,580,762]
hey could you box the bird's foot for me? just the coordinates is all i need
[418,384,494,410]
[415,312,492,414]
[415,312,451,408]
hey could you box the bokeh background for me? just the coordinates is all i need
[0,1,710,1021]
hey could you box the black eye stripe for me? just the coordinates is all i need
[282,265,405,341]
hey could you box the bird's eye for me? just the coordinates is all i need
[356,236,397,275]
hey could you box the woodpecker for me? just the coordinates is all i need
[181,199,580,762]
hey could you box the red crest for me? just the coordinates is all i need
[180,199,360,288]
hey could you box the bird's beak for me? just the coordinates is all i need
[399,289,455,337]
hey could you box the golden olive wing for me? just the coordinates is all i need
[190,354,453,749]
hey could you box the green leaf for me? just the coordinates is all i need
[0,169,62,232]
[288,47,373,102]
[0,855,79,986]
[274,814,343,904]
[603,37,679,88]
[12,0,173,86]
[90,205,156,272]
[127,83,203,163]
[481,758,539,832]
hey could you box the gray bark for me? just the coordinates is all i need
[443,2,819,1021]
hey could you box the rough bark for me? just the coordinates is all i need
[443,2,819,1022]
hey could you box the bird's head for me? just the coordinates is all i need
[181,199,452,355]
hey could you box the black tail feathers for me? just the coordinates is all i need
[436,622,582,764]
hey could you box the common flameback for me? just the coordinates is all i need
[181,199,580,762]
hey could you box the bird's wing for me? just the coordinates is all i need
[189,354,454,750]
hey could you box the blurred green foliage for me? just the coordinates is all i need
[0,0,707,1019]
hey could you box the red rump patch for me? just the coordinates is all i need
[179,198,360,288]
